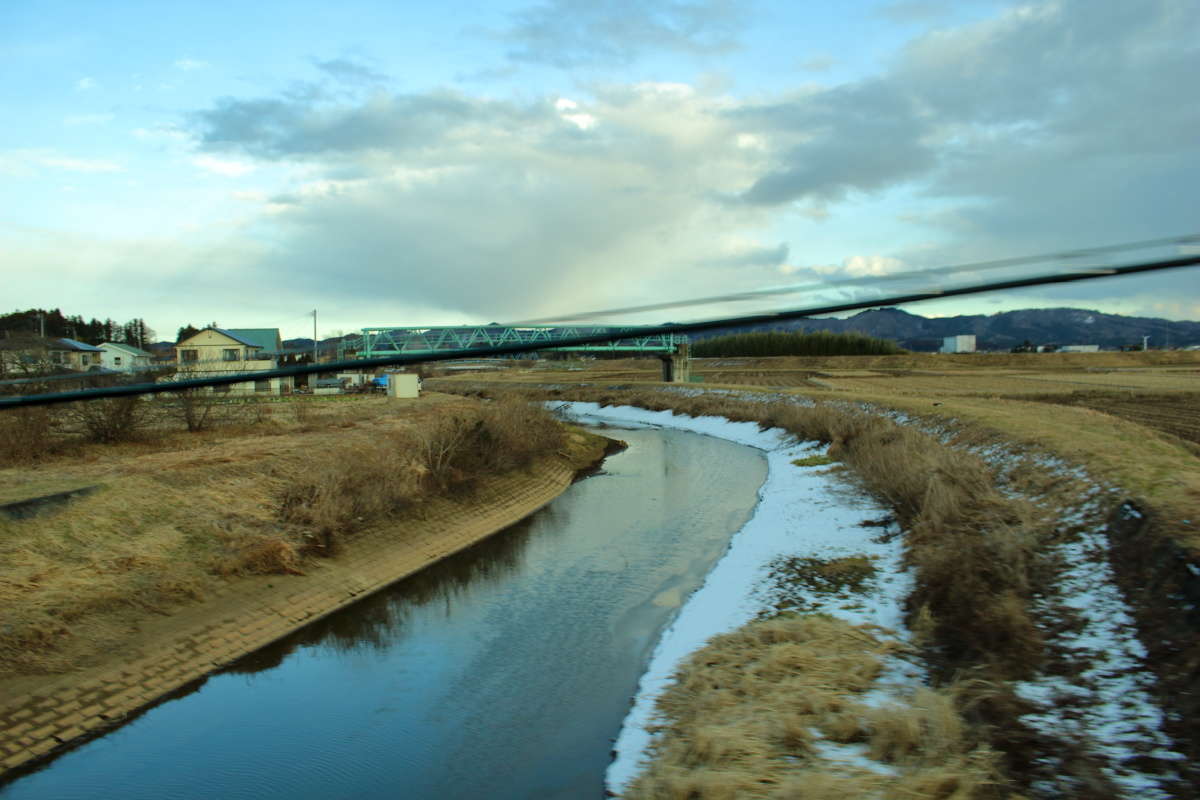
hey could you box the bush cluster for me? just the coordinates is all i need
[692,330,903,358]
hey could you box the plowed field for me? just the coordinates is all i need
[1028,392,1200,445]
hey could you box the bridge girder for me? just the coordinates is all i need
[352,325,686,357]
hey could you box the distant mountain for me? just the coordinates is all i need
[692,307,1200,351]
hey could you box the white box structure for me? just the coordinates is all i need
[387,373,421,398]
[941,334,977,353]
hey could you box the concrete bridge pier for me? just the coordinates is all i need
[660,343,691,383]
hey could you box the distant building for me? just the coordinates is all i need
[1058,344,1100,353]
[941,334,976,354]
[97,341,154,373]
[172,327,293,394]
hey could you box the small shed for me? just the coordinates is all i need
[941,335,976,354]
[386,373,421,399]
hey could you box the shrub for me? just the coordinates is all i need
[692,330,903,358]
[65,395,149,443]
[0,406,60,462]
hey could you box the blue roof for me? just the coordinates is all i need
[56,337,104,352]
[225,328,282,353]
[211,328,258,347]
[100,341,153,357]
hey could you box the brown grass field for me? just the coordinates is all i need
[0,393,591,678]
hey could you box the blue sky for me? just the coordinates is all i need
[2,0,1197,340]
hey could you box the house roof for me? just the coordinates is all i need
[177,327,284,353]
[206,328,258,347]
[56,338,104,352]
[224,328,282,353]
[99,341,153,358]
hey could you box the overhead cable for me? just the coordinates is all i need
[2,249,1197,411]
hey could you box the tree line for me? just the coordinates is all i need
[691,330,903,358]
[0,308,156,349]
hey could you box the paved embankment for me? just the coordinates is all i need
[0,458,581,778]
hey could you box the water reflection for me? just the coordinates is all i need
[2,427,767,800]
[228,515,547,672]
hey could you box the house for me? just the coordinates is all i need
[173,327,293,394]
[97,341,155,373]
[0,336,105,375]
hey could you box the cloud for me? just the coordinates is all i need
[798,55,834,72]
[173,58,210,71]
[191,89,551,159]
[313,57,388,85]
[0,149,122,175]
[21,0,1189,333]
[733,0,1200,265]
[812,254,907,277]
[703,241,790,269]
[192,155,256,177]
[184,82,776,319]
[877,1,954,24]
[501,0,744,68]
[75,77,96,91]
[170,0,1200,322]
[735,79,936,205]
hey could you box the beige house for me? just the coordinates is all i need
[173,328,293,394]
[0,336,104,376]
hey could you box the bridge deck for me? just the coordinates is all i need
[355,325,685,357]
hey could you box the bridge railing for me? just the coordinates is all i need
[349,326,687,357]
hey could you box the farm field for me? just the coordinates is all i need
[1027,392,1200,446]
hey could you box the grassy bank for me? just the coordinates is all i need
[450,384,1190,796]
[0,394,598,677]
[625,614,999,800]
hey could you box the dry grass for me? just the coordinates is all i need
[0,393,574,677]
[624,614,1000,800]
[0,406,62,463]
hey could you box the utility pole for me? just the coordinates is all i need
[312,309,318,365]
[1142,335,1150,351]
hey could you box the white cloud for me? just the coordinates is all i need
[0,149,122,174]
[812,255,907,277]
[41,156,122,173]
[173,58,209,71]
[192,155,256,177]
[555,97,597,129]
[75,77,97,91]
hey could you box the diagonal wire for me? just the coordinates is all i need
[2,249,1197,410]
[508,233,1200,325]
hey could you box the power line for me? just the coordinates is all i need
[3,250,1197,411]
[509,232,1200,324]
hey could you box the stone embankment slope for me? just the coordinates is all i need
[0,453,593,779]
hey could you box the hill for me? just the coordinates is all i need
[693,307,1200,351]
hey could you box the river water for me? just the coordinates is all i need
[2,426,768,800]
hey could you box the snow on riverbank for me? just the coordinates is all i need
[561,390,1187,797]
[554,402,916,794]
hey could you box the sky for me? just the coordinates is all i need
[2,0,1198,341]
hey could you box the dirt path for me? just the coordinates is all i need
[0,454,588,779]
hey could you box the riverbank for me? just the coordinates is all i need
[445,383,1196,798]
[0,395,610,779]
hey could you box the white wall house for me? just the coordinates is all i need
[173,327,293,394]
[98,341,154,373]
[941,334,977,353]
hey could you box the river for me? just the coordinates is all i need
[1,425,768,800]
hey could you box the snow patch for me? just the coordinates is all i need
[555,403,914,794]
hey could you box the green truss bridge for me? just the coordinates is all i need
[353,325,687,358]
